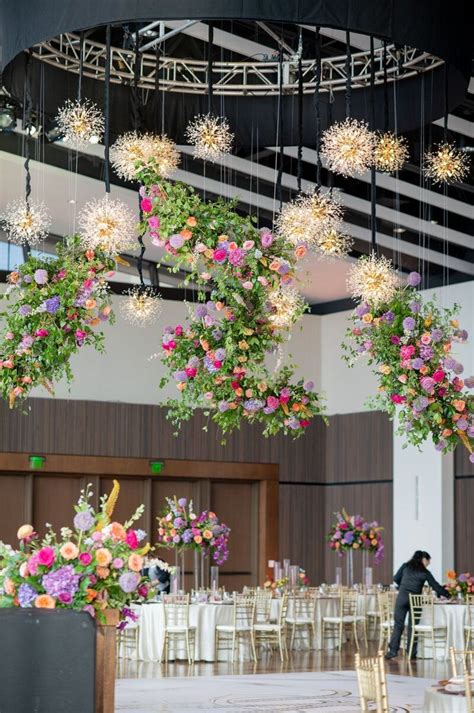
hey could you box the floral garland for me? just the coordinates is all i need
[326,509,385,564]
[343,271,474,457]
[0,237,115,408]
[138,176,325,438]
[445,570,474,599]
[0,481,152,620]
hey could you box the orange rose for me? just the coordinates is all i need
[86,588,97,602]
[186,216,197,227]
[269,261,281,271]
[180,229,192,240]
[85,250,95,261]
[294,245,307,259]
[4,578,15,596]
[128,554,143,572]
[85,299,97,310]
[95,548,112,567]
[292,403,301,412]
[110,522,126,542]
[453,400,466,412]
[96,566,110,579]
[35,595,56,609]
[446,570,456,580]
[203,530,213,540]
[194,536,203,544]
[442,428,453,437]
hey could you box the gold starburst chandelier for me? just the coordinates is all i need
[78,196,137,255]
[267,287,305,329]
[275,189,343,248]
[120,285,163,327]
[374,133,409,173]
[56,99,105,149]
[185,114,234,162]
[110,132,180,182]
[321,118,376,177]
[1,199,51,246]
[423,142,470,184]
[316,228,353,260]
[347,253,399,307]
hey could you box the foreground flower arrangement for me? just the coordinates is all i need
[445,570,474,599]
[0,482,152,620]
[0,237,115,408]
[327,509,385,564]
[343,270,474,456]
[157,497,231,565]
[139,175,325,438]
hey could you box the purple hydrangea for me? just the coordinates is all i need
[42,296,61,314]
[18,305,32,316]
[243,399,264,412]
[42,565,80,599]
[34,269,48,285]
[218,401,229,412]
[305,381,314,391]
[355,303,370,318]
[409,301,421,314]
[173,370,188,382]
[444,357,457,370]
[419,345,434,361]
[407,271,422,287]
[187,356,200,369]
[287,416,300,430]
[435,440,447,452]
[413,396,429,412]
[178,498,187,507]
[382,311,395,324]
[17,583,37,608]
[119,572,140,594]
[453,362,464,375]
[204,356,219,373]
[403,317,416,332]
[173,518,184,528]
[182,529,194,544]
[343,531,355,544]
[195,305,208,319]
[20,335,34,350]
[430,329,443,343]
[465,377,474,389]
[457,419,468,431]
[412,358,424,370]
[74,510,94,531]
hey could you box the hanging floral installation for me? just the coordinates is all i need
[343,268,474,458]
[0,237,115,408]
[136,166,325,438]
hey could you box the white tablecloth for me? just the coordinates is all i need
[420,604,467,660]
[134,602,247,662]
[423,687,466,712]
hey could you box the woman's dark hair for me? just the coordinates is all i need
[406,550,431,571]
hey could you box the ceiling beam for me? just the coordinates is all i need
[163,20,275,59]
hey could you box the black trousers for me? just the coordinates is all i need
[388,594,421,655]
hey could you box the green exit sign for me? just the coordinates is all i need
[149,460,164,475]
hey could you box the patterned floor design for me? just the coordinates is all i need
[116,671,432,712]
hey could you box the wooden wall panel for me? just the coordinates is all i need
[455,478,474,572]
[33,475,83,537]
[455,446,474,476]
[279,484,324,584]
[0,474,29,544]
[323,483,393,585]
[99,477,147,532]
[325,412,393,483]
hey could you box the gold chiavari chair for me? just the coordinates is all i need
[254,592,289,661]
[286,589,317,650]
[465,595,474,648]
[254,590,273,624]
[161,594,196,665]
[355,650,389,713]
[322,590,365,651]
[449,647,474,677]
[377,592,395,651]
[407,593,447,660]
[215,593,257,663]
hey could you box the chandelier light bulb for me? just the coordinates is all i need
[374,133,409,173]
[267,287,305,329]
[316,228,353,260]
[424,142,470,184]
[276,189,343,248]
[110,132,180,182]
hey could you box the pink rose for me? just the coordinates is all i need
[5,332,14,341]
[391,394,406,404]
[213,248,227,263]
[433,370,445,383]
[112,558,124,569]
[242,281,253,290]
[140,198,153,213]
[437,388,447,397]
[267,395,279,410]
[148,216,160,230]
[185,367,197,378]
[151,234,165,247]
[37,546,55,568]
[79,552,93,566]
[421,334,431,345]
[125,530,139,550]
[420,376,436,393]
[35,329,49,338]
[175,325,183,336]
[242,240,255,250]
[261,231,273,248]
[400,345,416,360]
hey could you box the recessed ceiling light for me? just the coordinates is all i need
[430,219,438,224]
[393,227,406,234]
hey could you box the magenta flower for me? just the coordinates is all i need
[213,248,227,263]
[79,552,92,566]
[148,216,160,230]
[37,547,56,568]
[140,198,153,213]
[260,231,273,248]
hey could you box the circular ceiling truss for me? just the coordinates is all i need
[31,31,444,98]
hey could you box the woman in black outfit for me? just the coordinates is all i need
[385,550,450,660]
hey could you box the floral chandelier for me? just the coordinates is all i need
[121,286,163,327]
[110,132,180,182]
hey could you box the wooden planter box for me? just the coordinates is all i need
[0,608,118,713]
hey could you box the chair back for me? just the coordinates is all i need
[355,650,389,713]
[409,593,434,627]
[467,595,474,632]
[341,590,359,618]
[278,592,289,625]
[449,647,474,677]
[386,590,398,613]
[232,593,256,629]
[290,589,317,622]
[377,592,392,627]
[254,590,273,623]
[163,593,190,628]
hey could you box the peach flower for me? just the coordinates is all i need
[4,578,15,596]
[453,400,466,412]
[17,524,34,540]
[96,566,110,580]
[203,530,213,540]
[35,595,56,609]
[294,245,307,259]
[194,535,203,544]
[128,554,144,572]
[95,548,112,567]
[186,216,197,227]
[110,523,126,542]
[60,542,79,561]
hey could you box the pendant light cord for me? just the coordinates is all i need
[345,32,351,118]
[370,36,377,253]
[132,26,146,289]
[154,45,161,133]
[22,50,33,259]
[443,61,448,141]
[78,31,85,102]
[314,26,322,188]
[297,47,303,192]
[208,23,214,114]
[104,24,111,194]
[276,44,284,210]
[383,40,389,132]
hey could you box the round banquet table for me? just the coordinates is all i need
[419,603,467,660]
[423,686,467,712]
[134,601,252,662]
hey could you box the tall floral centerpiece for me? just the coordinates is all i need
[327,509,384,586]
[343,270,474,456]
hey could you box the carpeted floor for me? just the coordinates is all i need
[115,671,434,712]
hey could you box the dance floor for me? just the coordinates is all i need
[116,670,434,712]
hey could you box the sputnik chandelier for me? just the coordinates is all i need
[185,114,234,163]
[276,189,343,249]
[110,132,180,182]
[267,287,304,329]
[78,196,137,256]
[56,99,104,149]
[347,252,399,307]
[374,133,409,173]
[316,228,353,260]
[120,285,162,327]
[1,199,51,246]
[423,142,470,184]
[321,118,376,177]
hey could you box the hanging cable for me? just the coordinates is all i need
[132,25,146,288]
[154,44,161,134]
[78,31,85,102]
[297,29,303,192]
[327,87,335,194]
[103,24,111,194]
[208,23,214,114]
[22,51,33,260]
[443,61,449,142]
[345,32,351,118]
[383,40,389,132]
[370,36,377,253]
[276,44,284,210]
[314,26,322,188]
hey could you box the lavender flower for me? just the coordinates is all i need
[412,358,424,370]
[402,317,416,332]
[409,301,421,314]
[34,269,48,285]
[435,440,447,452]
[453,362,464,375]
[42,296,61,314]
[182,529,193,544]
[119,572,140,593]
[419,345,434,361]
[218,401,229,412]
[407,271,421,287]
[305,381,314,391]
[173,370,188,382]
[18,305,32,316]
[243,399,264,412]
[382,311,395,324]
[413,396,429,412]
[355,303,370,318]
[457,419,468,431]
[73,510,94,531]
[215,348,226,362]
[169,234,184,249]
[178,498,187,507]
[20,335,34,350]
[17,583,37,608]
[195,305,208,319]
[465,377,474,389]
[187,356,200,369]
[430,329,443,343]
[444,357,457,370]
[212,329,222,341]
[42,565,80,599]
